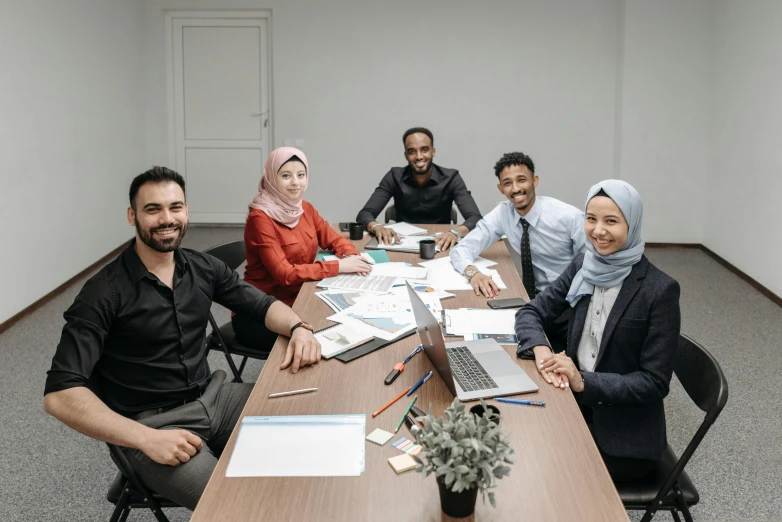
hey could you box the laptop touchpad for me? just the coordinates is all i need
[478,351,519,377]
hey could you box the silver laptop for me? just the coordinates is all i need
[405,282,538,401]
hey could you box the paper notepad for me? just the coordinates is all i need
[226,415,366,477]
[388,453,418,474]
[315,323,374,358]
[386,222,428,236]
[366,428,394,446]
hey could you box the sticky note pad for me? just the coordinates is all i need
[391,437,409,448]
[399,441,414,452]
[366,428,394,446]
[388,453,418,474]
[404,444,421,455]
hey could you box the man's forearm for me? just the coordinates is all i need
[43,387,152,450]
[264,300,302,336]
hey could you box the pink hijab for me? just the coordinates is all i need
[249,147,309,228]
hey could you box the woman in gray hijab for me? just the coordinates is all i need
[516,179,681,481]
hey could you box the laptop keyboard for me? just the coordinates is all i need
[446,346,499,392]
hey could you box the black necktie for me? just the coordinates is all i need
[520,218,537,299]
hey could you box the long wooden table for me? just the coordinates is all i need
[192,225,627,522]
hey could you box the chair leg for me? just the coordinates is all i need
[149,505,171,522]
[237,356,248,377]
[678,494,694,522]
[109,487,130,522]
[671,510,682,522]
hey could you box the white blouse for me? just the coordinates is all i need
[577,283,623,372]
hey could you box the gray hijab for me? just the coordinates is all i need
[566,179,645,306]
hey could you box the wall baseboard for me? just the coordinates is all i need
[0,240,131,335]
[647,243,782,308]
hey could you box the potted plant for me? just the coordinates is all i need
[411,398,516,518]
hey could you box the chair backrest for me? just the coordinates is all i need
[203,240,246,271]
[384,204,457,224]
[675,335,729,416]
[651,335,729,508]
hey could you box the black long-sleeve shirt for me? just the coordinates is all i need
[44,240,276,415]
[356,164,482,229]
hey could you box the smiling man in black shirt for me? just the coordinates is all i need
[43,166,321,510]
[356,127,482,250]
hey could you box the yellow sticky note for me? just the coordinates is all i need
[388,453,418,474]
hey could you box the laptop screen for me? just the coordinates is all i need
[405,282,457,397]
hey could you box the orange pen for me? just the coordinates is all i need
[371,387,412,418]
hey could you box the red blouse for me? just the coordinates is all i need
[243,202,359,306]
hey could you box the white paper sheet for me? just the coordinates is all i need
[418,256,497,269]
[226,415,366,477]
[442,308,517,335]
[418,257,506,291]
[318,274,397,293]
[370,262,428,280]
[385,222,429,236]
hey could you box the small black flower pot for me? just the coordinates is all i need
[437,477,478,518]
[469,404,501,425]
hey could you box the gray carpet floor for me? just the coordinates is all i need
[1,226,780,522]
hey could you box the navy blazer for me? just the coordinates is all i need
[516,254,681,460]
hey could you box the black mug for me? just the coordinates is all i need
[419,239,436,259]
[469,404,501,425]
[349,222,364,240]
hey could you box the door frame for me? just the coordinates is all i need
[163,9,274,175]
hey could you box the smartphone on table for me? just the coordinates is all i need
[487,298,528,309]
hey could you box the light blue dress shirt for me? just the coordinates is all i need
[451,197,586,292]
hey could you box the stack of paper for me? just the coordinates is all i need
[318,274,397,294]
[226,415,366,477]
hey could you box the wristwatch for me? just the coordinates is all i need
[464,267,480,281]
[449,228,461,239]
[290,321,314,336]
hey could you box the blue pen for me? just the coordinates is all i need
[407,370,433,396]
[402,345,423,364]
[496,398,546,407]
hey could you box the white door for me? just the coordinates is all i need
[169,13,271,223]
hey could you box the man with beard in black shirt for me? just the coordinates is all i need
[44,166,321,510]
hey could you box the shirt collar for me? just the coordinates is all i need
[123,238,188,284]
[513,196,542,228]
[402,164,441,186]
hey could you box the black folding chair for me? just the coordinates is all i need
[106,443,182,522]
[384,203,457,224]
[203,240,268,382]
[618,334,729,522]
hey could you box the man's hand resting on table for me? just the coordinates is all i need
[280,327,322,373]
[469,271,500,298]
[371,224,400,246]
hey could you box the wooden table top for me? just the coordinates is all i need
[192,225,627,522]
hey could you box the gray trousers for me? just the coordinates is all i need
[121,370,253,510]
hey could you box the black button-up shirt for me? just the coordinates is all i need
[356,164,482,230]
[44,240,276,415]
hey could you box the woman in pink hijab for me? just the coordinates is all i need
[232,147,371,351]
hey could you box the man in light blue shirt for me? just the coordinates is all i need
[450,151,585,352]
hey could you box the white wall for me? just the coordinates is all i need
[0,0,146,324]
[706,0,782,297]
[144,0,621,218]
[619,0,711,242]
